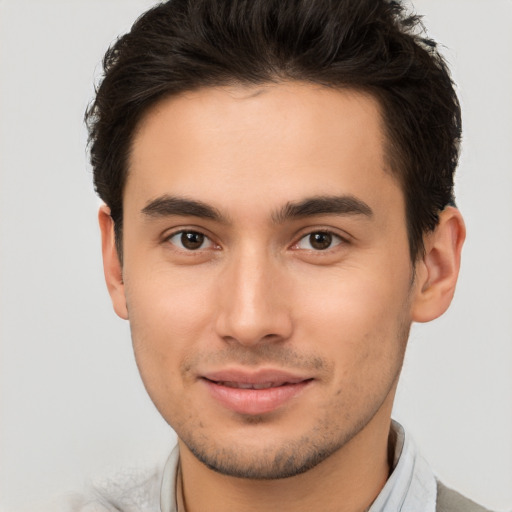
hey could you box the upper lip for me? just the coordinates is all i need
[201,368,312,386]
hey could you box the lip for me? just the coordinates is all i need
[201,369,313,415]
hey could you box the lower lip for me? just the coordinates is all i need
[203,379,312,415]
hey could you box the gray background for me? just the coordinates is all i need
[1,0,511,510]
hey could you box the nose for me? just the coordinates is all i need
[214,246,293,346]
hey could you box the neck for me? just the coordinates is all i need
[177,412,394,512]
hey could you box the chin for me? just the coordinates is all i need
[186,437,344,480]
[176,411,372,480]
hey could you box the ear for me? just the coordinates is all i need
[411,206,466,323]
[98,205,128,320]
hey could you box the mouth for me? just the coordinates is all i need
[201,370,313,415]
[207,379,307,389]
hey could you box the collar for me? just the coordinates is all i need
[160,444,180,512]
[368,420,437,512]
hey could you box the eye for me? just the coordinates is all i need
[294,231,344,251]
[167,230,215,251]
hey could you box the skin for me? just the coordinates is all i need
[100,82,465,512]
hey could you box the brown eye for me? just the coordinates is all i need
[309,232,332,250]
[181,232,204,250]
[295,231,343,251]
[168,230,213,250]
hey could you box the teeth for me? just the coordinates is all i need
[218,381,281,389]
[253,382,276,389]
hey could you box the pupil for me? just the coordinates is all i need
[310,232,332,250]
[181,232,204,250]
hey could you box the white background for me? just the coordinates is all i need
[1,1,511,510]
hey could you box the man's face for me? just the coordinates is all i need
[116,83,419,478]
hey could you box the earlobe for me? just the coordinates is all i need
[98,205,129,320]
[411,207,466,323]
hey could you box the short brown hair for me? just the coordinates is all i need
[85,0,461,260]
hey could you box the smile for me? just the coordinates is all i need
[201,370,313,415]
[211,380,303,390]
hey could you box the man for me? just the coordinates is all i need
[82,0,489,510]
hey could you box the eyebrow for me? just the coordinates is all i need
[141,194,373,224]
[141,195,226,222]
[272,195,373,223]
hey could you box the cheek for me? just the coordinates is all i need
[126,264,216,337]
[123,267,218,393]
[295,265,411,370]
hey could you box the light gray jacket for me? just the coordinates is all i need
[436,481,492,512]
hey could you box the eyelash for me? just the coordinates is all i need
[165,229,348,253]
[292,230,346,251]
[166,230,218,251]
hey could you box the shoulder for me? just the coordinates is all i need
[436,480,494,512]
[15,464,163,512]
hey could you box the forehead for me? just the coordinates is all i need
[126,82,401,218]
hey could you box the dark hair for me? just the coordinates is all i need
[85,0,461,260]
